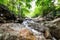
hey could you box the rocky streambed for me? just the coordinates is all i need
[0,18,60,40]
[0,4,60,40]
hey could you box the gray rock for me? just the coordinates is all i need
[0,23,25,40]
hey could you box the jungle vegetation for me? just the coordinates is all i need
[0,0,60,18]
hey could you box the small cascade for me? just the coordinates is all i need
[22,18,43,37]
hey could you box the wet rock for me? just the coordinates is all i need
[0,32,19,40]
[0,23,46,40]
[22,19,47,32]
[0,17,60,40]
[0,23,25,40]
[22,18,52,39]
[49,27,60,40]
[19,28,46,40]
[19,28,36,40]
[22,18,60,40]
[45,19,60,40]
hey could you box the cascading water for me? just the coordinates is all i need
[22,18,43,36]
[22,18,48,40]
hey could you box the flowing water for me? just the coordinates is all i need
[22,18,45,39]
[22,18,57,40]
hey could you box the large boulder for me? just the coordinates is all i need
[0,23,46,40]
[0,23,25,40]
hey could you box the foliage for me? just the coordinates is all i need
[0,0,32,17]
[0,0,60,18]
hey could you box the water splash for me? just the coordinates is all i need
[22,18,42,35]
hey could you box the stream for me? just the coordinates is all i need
[0,18,59,40]
[22,18,57,40]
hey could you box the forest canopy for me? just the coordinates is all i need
[0,0,60,18]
